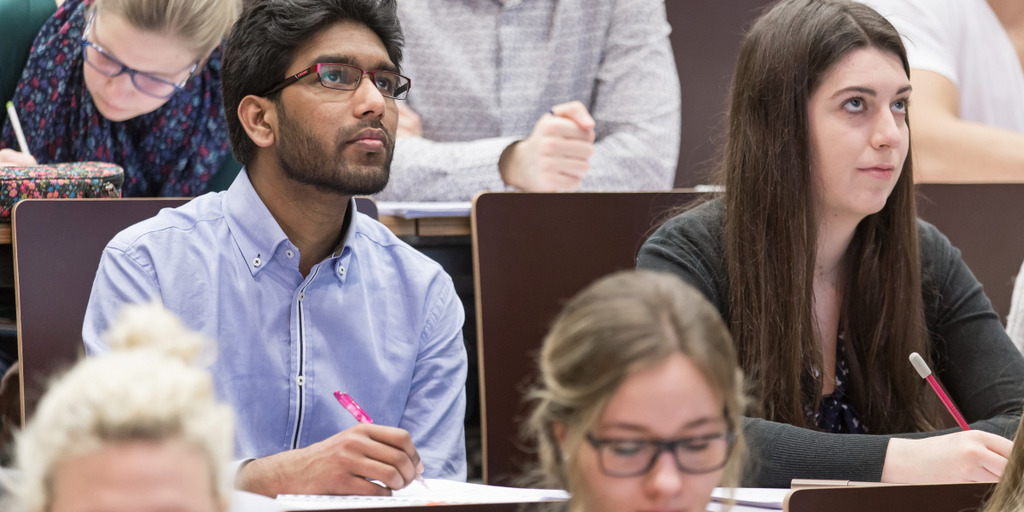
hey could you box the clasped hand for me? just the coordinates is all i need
[499,100,596,192]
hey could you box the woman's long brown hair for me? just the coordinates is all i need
[721,0,941,432]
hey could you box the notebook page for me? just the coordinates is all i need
[276,479,569,510]
[709,487,788,509]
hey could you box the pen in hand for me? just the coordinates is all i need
[334,391,429,489]
[5,101,30,155]
[909,352,970,430]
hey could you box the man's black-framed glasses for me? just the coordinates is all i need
[80,10,198,99]
[585,430,736,477]
[260,63,411,99]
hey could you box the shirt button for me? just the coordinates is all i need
[286,250,294,258]
[296,375,305,386]
[298,291,305,302]
[338,265,346,276]
[252,256,262,267]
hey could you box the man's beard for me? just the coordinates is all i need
[275,105,393,196]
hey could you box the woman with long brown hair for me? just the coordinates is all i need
[639,0,1024,487]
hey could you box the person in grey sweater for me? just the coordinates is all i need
[379,0,680,201]
[638,0,1024,488]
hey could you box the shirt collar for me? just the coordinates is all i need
[223,170,292,276]
[223,170,360,277]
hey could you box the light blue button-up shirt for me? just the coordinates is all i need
[83,171,468,479]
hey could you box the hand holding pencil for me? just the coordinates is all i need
[875,352,1012,484]
[881,431,1011,484]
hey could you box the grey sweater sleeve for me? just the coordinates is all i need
[638,205,1024,487]
[636,200,731,316]
[917,221,1024,437]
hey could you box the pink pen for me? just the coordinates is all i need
[335,391,373,423]
[334,391,428,488]
[909,352,970,430]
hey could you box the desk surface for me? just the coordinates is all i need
[379,215,470,237]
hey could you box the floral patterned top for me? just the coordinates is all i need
[0,0,229,197]
[810,333,868,434]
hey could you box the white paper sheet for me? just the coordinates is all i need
[276,479,568,509]
[376,202,472,219]
[709,487,789,509]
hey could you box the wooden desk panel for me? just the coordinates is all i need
[916,183,1024,321]
[379,216,471,237]
[785,482,994,512]
[13,198,189,424]
[472,191,705,485]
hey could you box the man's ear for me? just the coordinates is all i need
[238,95,278,149]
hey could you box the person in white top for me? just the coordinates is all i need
[1007,273,1024,353]
[858,0,1024,182]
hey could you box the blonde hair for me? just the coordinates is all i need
[525,270,747,509]
[12,303,234,512]
[95,0,240,58]
[982,413,1024,511]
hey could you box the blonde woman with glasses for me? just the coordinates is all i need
[0,0,239,197]
[526,270,746,512]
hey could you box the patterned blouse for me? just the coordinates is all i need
[809,333,868,434]
[0,0,229,197]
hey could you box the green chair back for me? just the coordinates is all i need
[0,0,57,128]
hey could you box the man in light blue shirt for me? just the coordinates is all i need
[82,0,467,497]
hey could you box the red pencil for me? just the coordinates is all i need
[909,352,970,430]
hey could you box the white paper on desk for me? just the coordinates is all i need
[376,201,471,219]
[276,478,569,509]
[706,502,784,512]
[708,487,789,509]
[232,490,290,512]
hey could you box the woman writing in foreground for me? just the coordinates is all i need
[638,0,1024,487]
[526,270,746,512]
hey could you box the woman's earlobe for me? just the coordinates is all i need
[237,95,276,148]
[553,422,567,446]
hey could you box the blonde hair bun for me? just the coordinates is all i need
[102,302,208,364]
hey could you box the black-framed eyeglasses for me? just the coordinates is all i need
[260,63,411,100]
[80,10,198,99]
[585,430,736,477]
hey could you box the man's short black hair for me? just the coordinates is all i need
[221,0,404,165]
